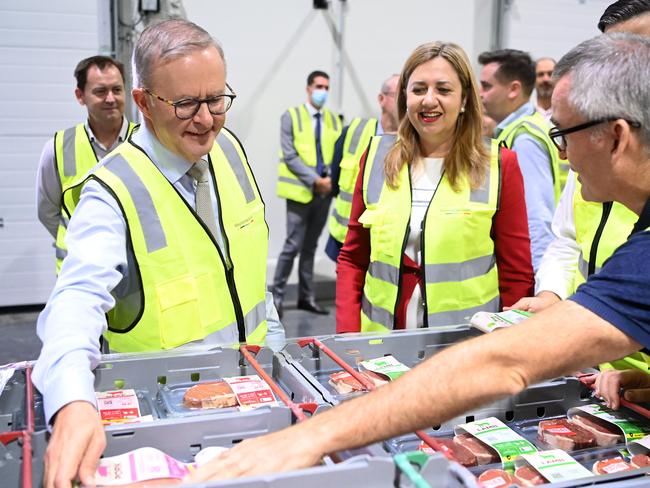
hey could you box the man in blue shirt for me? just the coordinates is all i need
[479,49,557,272]
[188,33,650,482]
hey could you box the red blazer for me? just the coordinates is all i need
[335,147,534,333]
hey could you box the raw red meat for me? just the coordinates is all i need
[477,469,518,488]
[418,438,477,467]
[630,453,650,468]
[454,433,499,465]
[183,381,237,409]
[592,457,633,475]
[538,418,596,450]
[570,414,622,446]
[514,465,546,486]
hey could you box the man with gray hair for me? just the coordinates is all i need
[189,33,650,482]
[33,19,281,487]
[325,73,399,262]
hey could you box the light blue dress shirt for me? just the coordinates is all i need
[32,123,284,425]
[495,102,555,272]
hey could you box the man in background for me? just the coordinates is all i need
[325,74,399,262]
[273,71,342,318]
[534,57,556,121]
[36,56,136,271]
[479,49,565,271]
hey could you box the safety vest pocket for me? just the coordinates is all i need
[156,274,202,349]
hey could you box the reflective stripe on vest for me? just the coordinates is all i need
[62,128,268,352]
[329,118,378,243]
[276,105,342,203]
[497,111,566,202]
[359,136,501,332]
[53,122,137,273]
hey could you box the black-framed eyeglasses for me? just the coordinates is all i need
[548,117,641,152]
[143,83,236,120]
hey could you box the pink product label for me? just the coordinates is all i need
[97,390,141,422]
[547,427,576,436]
[225,376,277,407]
[165,455,193,478]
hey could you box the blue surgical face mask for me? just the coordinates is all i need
[311,89,328,108]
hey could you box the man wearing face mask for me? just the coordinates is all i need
[273,70,342,318]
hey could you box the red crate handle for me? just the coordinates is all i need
[296,338,457,462]
[240,345,341,464]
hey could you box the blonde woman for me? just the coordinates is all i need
[336,42,534,333]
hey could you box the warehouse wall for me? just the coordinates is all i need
[0,0,101,306]
[182,0,493,284]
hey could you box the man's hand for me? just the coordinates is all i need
[44,401,105,488]
[505,291,561,313]
[184,423,324,482]
[583,369,650,410]
[313,176,332,196]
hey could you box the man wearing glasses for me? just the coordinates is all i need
[33,19,281,488]
[189,33,650,481]
[510,2,647,376]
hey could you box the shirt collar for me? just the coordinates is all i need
[494,101,535,135]
[129,122,196,184]
[632,198,650,235]
[85,116,130,144]
[305,102,320,117]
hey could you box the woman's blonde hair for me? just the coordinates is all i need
[384,41,489,190]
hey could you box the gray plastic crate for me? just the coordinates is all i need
[17,433,478,488]
[0,370,26,433]
[281,329,591,430]
[15,346,330,432]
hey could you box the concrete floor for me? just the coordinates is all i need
[0,299,336,365]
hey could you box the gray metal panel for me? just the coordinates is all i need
[0,0,99,306]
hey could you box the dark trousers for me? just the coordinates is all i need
[272,195,332,302]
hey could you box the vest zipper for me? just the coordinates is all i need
[393,167,413,330]
[588,201,613,277]
[419,168,446,328]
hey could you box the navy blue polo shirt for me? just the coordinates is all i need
[570,198,650,349]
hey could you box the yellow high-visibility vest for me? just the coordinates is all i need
[276,105,342,203]
[328,117,378,244]
[359,136,501,332]
[62,128,268,352]
[53,121,137,272]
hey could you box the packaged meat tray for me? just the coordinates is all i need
[157,380,243,418]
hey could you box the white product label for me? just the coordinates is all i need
[470,310,532,333]
[358,355,410,381]
[517,449,592,482]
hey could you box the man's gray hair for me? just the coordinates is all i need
[553,32,650,147]
[380,74,399,95]
[134,18,225,89]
